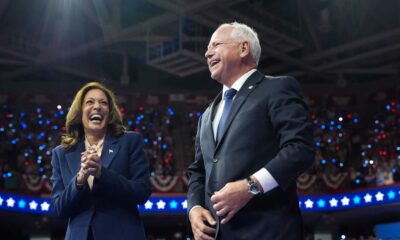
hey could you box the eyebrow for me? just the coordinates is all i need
[85,97,108,101]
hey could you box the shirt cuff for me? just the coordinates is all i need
[252,168,278,193]
[188,205,202,218]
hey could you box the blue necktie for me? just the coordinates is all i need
[216,88,237,143]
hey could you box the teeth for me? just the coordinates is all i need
[90,114,103,121]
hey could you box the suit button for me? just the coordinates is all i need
[213,158,218,163]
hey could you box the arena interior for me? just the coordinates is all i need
[1,0,400,239]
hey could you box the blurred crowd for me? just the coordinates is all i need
[186,98,400,193]
[0,98,176,195]
[0,93,399,195]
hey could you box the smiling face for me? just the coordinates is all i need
[205,26,243,86]
[81,88,110,137]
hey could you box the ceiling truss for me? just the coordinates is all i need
[0,0,399,84]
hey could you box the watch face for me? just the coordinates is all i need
[250,184,260,195]
[248,179,260,195]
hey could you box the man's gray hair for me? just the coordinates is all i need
[219,22,261,65]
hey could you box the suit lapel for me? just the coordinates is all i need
[101,133,120,168]
[65,140,85,176]
[210,92,222,122]
[208,92,222,147]
[215,71,264,152]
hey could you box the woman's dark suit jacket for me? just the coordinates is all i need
[51,131,152,240]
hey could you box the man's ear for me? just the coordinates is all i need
[239,41,250,58]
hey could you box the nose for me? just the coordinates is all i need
[205,48,213,59]
[93,101,101,109]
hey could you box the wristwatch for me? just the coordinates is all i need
[246,177,261,195]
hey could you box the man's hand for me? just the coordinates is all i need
[189,207,217,240]
[211,179,253,224]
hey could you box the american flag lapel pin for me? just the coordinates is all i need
[109,149,114,154]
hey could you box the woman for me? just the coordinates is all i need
[51,82,152,240]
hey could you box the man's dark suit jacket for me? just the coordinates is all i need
[51,131,152,240]
[188,71,314,240]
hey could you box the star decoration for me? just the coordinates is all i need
[156,200,166,209]
[2,185,399,214]
[169,200,178,209]
[364,194,372,203]
[375,192,384,201]
[388,191,395,200]
[304,199,314,208]
[329,198,338,207]
[181,200,187,209]
[144,200,153,210]
[317,199,325,208]
[341,197,350,206]
[29,201,38,210]
[18,200,26,208]
[353,196,361,204]
[41,201,50,211]
[6,198,15,207]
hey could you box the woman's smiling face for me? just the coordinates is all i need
[81,89,110,136]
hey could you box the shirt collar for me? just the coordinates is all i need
[222,69,257,96]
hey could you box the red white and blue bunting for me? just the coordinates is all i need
[150,176,180,192]
[297,173,317,190]
[21,173,352,193]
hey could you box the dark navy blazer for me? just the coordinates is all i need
[188,71,314,240]
[51,131,152,240]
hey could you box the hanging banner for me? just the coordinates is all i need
[22,174,44,192]
[150,175,179,192]
[297,173,317,190]
[322,172,348,189]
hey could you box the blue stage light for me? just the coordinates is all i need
[317,199,325,208]
[1,186,400,214]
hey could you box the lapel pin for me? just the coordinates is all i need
[109,149,114,154]
[248,85,254,89]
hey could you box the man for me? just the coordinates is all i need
[187,22,314,240]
